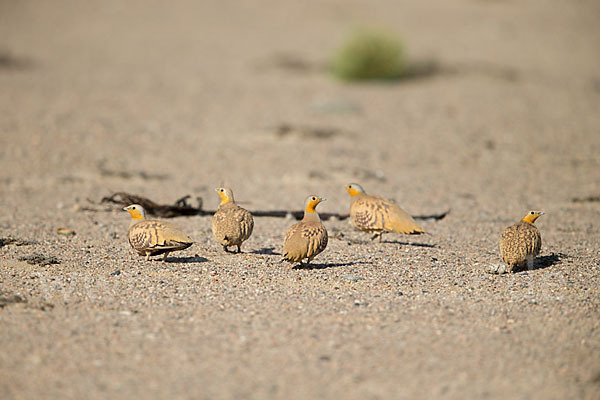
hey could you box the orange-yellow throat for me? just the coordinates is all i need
[345,187,362,197]
[522,211,543,224]
[305,198,323,213]
[216,187,234,205]
[219,195,232,205]
[127,208,145,220]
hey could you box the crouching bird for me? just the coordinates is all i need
[123,204,193,261]
[282,195,328,267]
[345,183,425,241]
[499,210,544,272]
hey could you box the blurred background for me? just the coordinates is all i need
[1,0,599,214]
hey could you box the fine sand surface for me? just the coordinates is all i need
[1,1,599,399]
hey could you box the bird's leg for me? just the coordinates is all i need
[236,245,241,253]
[162,252,169,262]
[145,253,150,261]
[223,245,230,253]
[371,232,382,241]
[527,255,534,270]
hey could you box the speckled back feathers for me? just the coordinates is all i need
[499,221,542,271]
[128,220,193,256]
[212,202,254,248]
[350,193,424,235]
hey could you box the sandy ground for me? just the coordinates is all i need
[1,0,599,398]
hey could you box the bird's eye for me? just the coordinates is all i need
[530,211,534,214]
[312,197,316,201]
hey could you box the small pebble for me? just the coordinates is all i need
[486,264,508,274]
[56,228,76,237]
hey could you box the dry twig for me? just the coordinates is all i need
[99,192,449,221]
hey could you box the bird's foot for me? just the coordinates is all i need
[370,233,383,242]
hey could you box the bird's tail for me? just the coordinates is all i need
[390,217,426,235]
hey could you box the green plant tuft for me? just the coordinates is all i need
[331,29,407,81]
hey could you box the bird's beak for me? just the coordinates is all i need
[214,188,219,192]
[539,212,545,215]
[122,207,128,211]
[321,198,327,202]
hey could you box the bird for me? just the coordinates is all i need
[499,210,544,272]
[211,187,254,253]
[345,183,425,241]
[123,204,193,261]
[282,195,328,267]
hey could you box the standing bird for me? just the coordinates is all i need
[345,183,425,241]
[123,204,193,261]
[499,210,544,272]
[211,187,254,253]
[282,195,328,267]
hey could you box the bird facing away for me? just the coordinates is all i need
[345,183,425,241]
[211,187,254,253]
[282,195,328,267]
[499,210,544,272]
[123,204,193,261]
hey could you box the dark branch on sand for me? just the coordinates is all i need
[100,192,207,217]
[99,192,449,221]
[252,209,449,221]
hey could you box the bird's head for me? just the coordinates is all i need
[522,210,544,224]
[345,183,365,197]
[304,195,325,213]
[215,187,235,205]
[123,204,146,220]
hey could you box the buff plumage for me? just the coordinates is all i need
[211,187,254,253]
[345,183,424,241]
[499,210,543,272]
[282,195,328,266]
[124,204,193,261]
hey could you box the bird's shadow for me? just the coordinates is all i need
[164,256,209,264]
[292,261,362,270]
[338,236,436,248]
[250,247,281,256]
[381,240,436,248]
[514,252,565,273]
[532,253,565,270]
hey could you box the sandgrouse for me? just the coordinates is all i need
[123,204,193,261]
[211,187,254,253]
[282,195,328,267]
[499,210,544,272]
[345,183,425,241]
